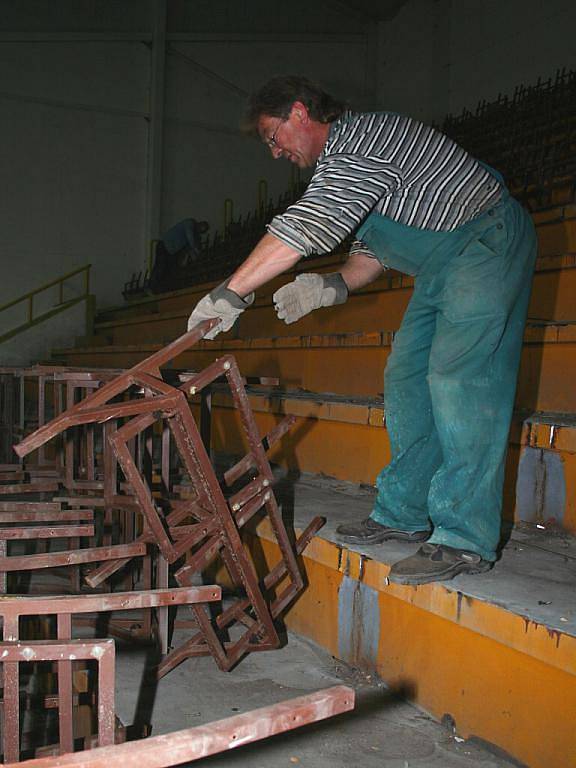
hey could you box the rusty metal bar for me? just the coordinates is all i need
[0,481,59,494]
[84,502,218,589]
[38,374,46,466]
[0,538,6,593]
[54,496,106,507]
[109,429,174,562]
[0,542,147,572]
[160,516,324,678]
[0,587,221,617]
[223,415,296,486]
[2,613,21,763]
[57,613,74,754]
[167,399,281,662]
[14,323,217,459]
[0,509,94,522]
[9,329,312,676]
[6,686,355,768]
[0,588,222,757]
[65,381,75,490]
[155,553,170,655]
[0,471,25,481]
[0,525,94,539]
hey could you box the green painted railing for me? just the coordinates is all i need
[0,264,93,345]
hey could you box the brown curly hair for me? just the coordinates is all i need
[243,75,346,133]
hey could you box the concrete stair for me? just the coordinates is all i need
[49,199,576,768]
[53,200,576,537]
[252,473,576,768]
[55,319,576,413]
[92,249,576,346]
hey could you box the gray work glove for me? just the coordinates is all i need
[187,280,254,339]
[273,272,348,325]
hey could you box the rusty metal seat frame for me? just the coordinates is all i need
[12,323,322,672]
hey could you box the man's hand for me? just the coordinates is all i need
[187,281,254,339]
[273,273,348,324]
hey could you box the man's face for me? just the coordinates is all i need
[257,102,327,168]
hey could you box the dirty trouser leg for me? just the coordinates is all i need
[370,295,442,531]
[426,202,536,560]
[368,199,536,556]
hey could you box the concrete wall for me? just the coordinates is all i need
[448,0,576,114]
[1,302,89,366]
[0,1,369,315]
[162,38,368,241]
[2,0,576,364]
[0,0,369,363]
[376,0,450,123]
[0,39,148,308]
[376,0,576,122]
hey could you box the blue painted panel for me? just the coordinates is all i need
[337,574,380,667]
[515,446,566,524]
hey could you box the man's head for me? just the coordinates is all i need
[244,76,346,168]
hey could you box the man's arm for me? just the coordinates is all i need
[339,251,385,291]
[186,237,384,337]
[186,232,303,337]
[227,233,303,297]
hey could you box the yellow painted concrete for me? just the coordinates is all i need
[96,202,575,325]
[252,529,576,768]
[96,256,576,346]
[59,320,576,413]
[536,214,576,256]
[197,392,576,532]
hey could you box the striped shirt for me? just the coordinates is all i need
[267,111,503,258]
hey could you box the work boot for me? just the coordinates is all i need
[388,543,493,585]
[336,517,431,545]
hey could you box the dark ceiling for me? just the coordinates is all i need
[333,0,411,22]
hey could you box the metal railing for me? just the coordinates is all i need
[0,264,93,345]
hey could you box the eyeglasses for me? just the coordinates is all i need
[264,118,286,149]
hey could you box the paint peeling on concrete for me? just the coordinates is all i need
[522,616,563,648]
[336,546,343,572]
[337,576,380,668]
[455,591,474,622]
[516,447,566,524]
[343,552,351,577]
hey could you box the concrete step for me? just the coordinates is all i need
[533,202,576,255]
[92,251,576,347]
[248,471,576,768]
[54,319,576,414]
[94,201,576,328]
[188,387,576,534]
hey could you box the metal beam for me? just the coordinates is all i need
[11,686,354,767]
[168,45,248,98]
[0,31,363,43]
[144,0,167,252]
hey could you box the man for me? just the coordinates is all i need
[187,75,537,585]
[149,218,210,294]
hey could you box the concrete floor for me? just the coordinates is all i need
[115,628,521,767]
[11,473,571,766]
[110,469,576,768]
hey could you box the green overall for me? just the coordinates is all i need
[356,190,537,561]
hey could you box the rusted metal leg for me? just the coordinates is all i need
[199,385,212,457]
[155,553,170,654]
[7,686,355,768]
[57,614,74,754]
[0,538,7,594]
[2,614,20,764]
